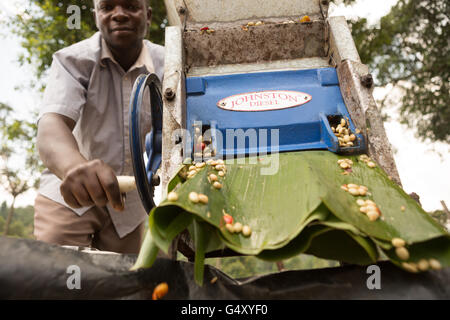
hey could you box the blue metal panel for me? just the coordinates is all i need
[186,68,365,157]
[317,68,340,86]
[186,77,206,95]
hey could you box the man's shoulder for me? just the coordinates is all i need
[144,40,164,60]
[53,32,102,66]
[144,40,165,80]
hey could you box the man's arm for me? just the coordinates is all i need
[37,113,124,211]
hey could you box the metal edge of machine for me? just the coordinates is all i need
[328,16,401,185]
[161,26,186,199]
[159,0,402,258]
[167,0,324,25]
[160,0,401,191]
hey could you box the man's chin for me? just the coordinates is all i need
[107,36,141,50]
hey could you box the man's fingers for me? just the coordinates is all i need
[60,184,82,209]
[72,184,95,207]
[84,177,108,207]
[61,160,125,211]
[97,171,124,211]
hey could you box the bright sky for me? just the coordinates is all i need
[0,0,448,212]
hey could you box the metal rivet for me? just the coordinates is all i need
[152,174,160,186]
[164,88,175,100]
[360,74,374,88]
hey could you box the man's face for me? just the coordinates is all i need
[94,0,151,50]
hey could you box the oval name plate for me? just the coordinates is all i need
[217,90,312,112]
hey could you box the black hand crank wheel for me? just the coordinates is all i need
[129,73,163,213]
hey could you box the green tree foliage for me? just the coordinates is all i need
[0,201,7,217]
[8,0,167,82]
[0,103,41,236]
[7,220,26,238]
[0,216,5,232]
[348,0,449,143]
[0,206,34,238]
[0,201,35,238]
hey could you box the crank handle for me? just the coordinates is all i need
[117,176,137,194]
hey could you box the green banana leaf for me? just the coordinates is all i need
[314,213,365,237]
[257,225,329,262]
[257,205,379,265]
[310,152,446,243]
[257,205,330,261]
[383,236,450,267]
[304,229,379,265]
[152,153,326,255]
[133,151,450,285]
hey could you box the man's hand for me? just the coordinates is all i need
[37,113,124,211]
[60,159,124,211]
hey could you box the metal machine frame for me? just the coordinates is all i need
[132,0,401,259]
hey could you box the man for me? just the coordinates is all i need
[34,0,164,254]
